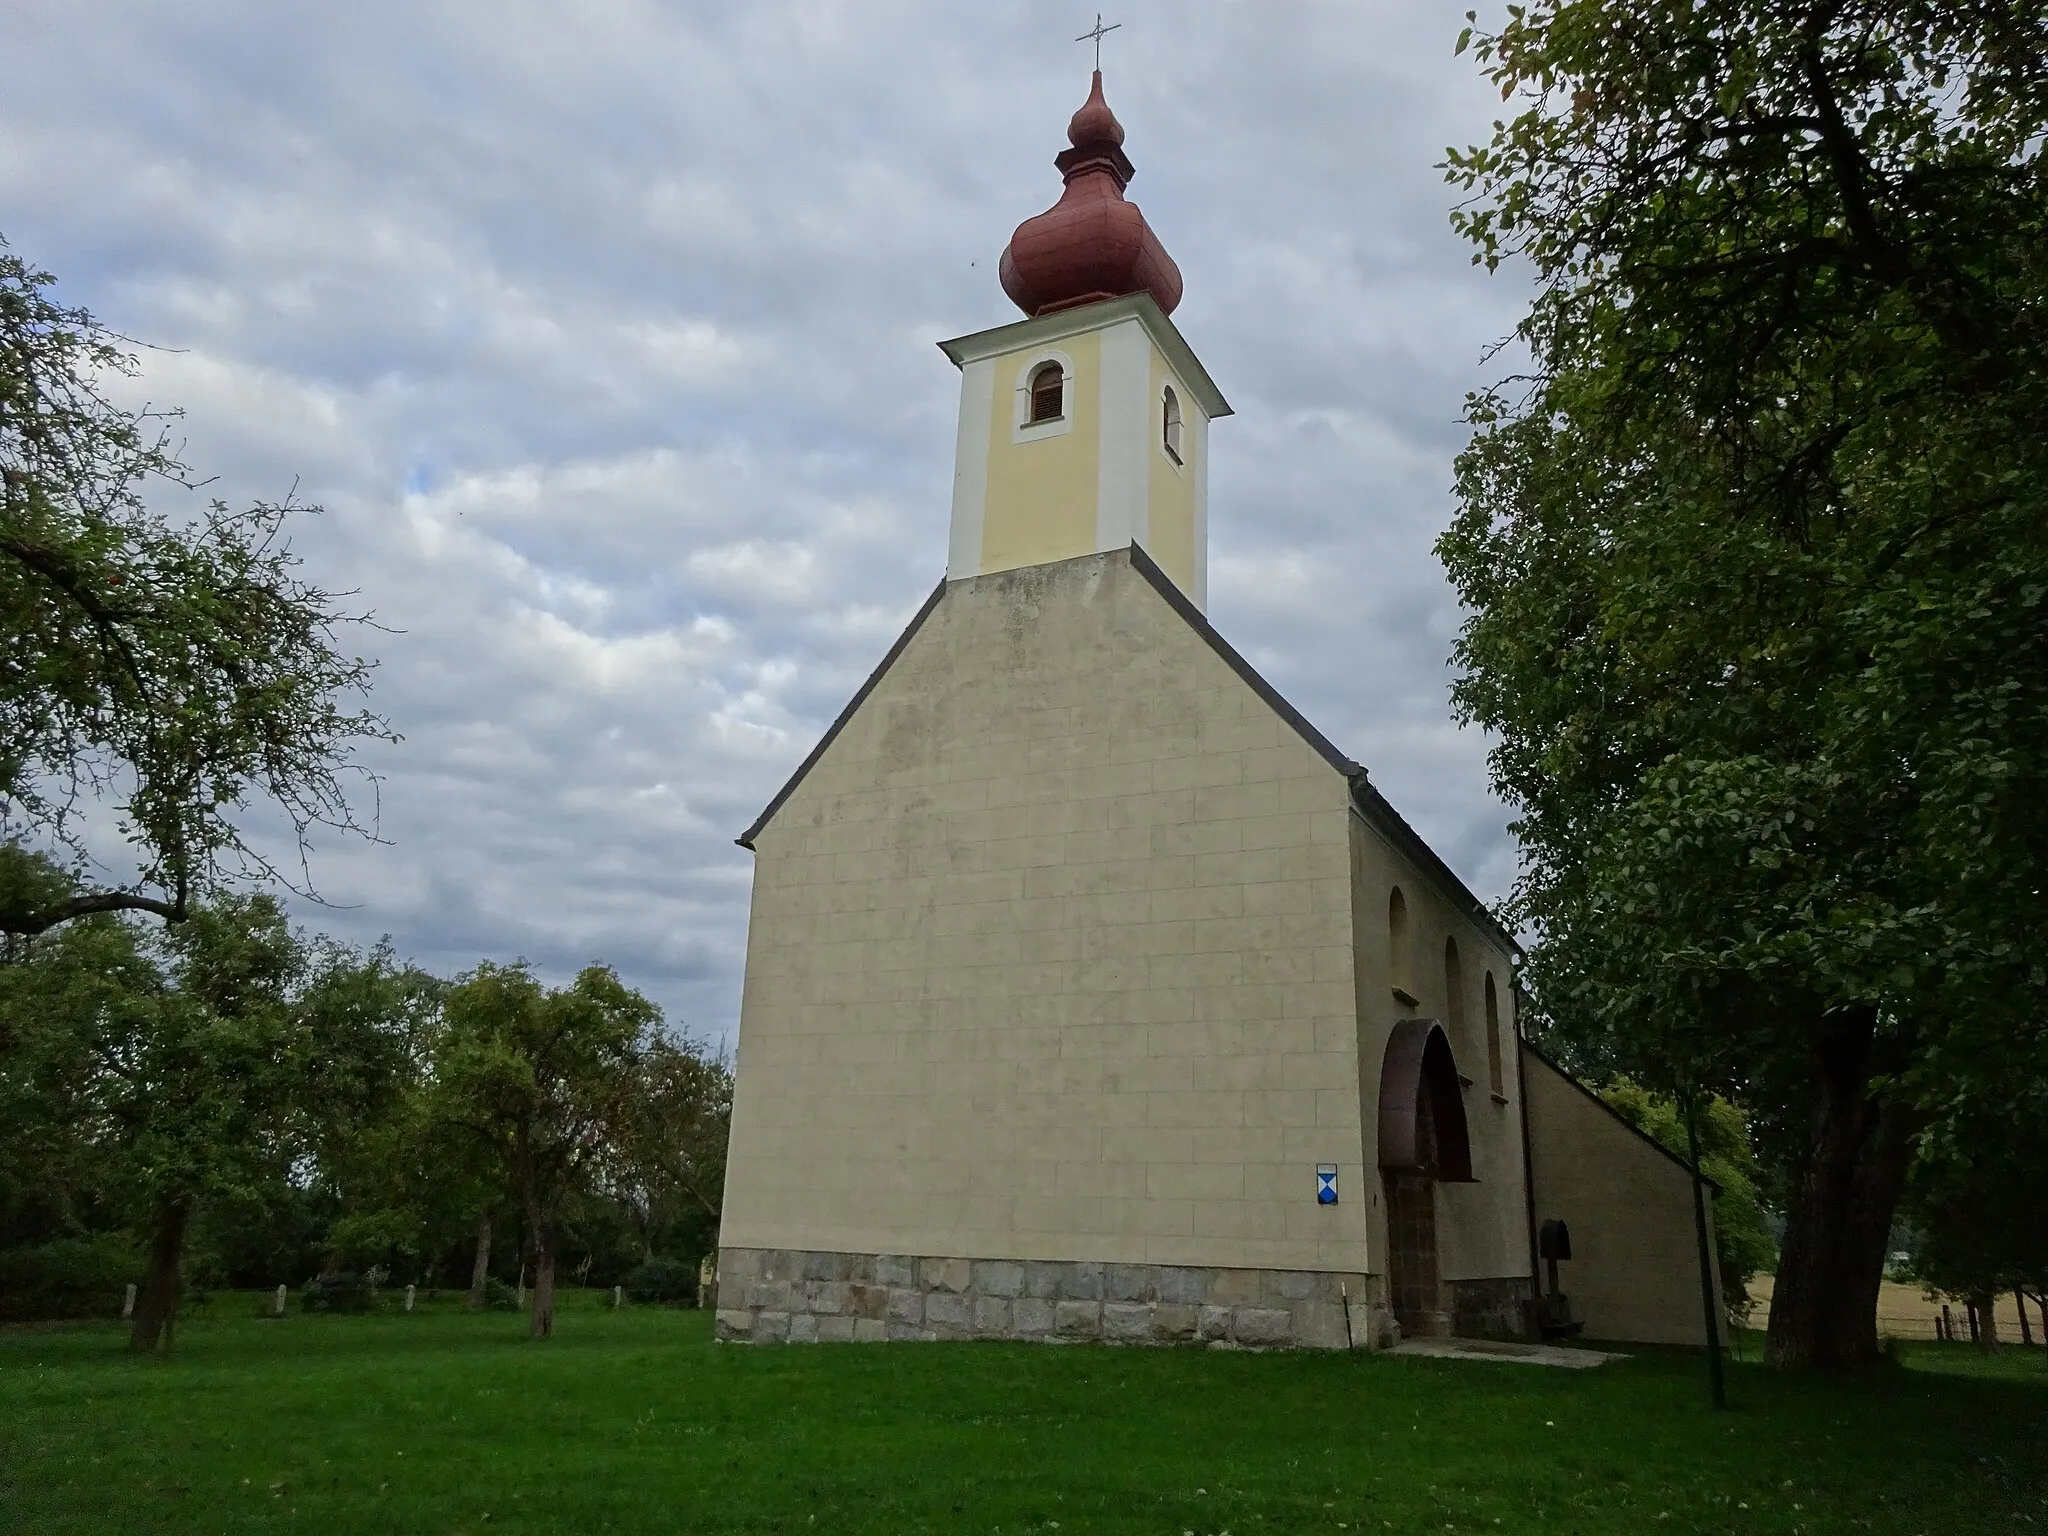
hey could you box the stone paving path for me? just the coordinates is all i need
[1389,1337,1625,1369]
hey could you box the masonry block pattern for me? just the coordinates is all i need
[723,550,1371,1276]
[715,1247,1385,1350]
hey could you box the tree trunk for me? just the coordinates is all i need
[2015,1291,2033,1348]
[1764,1018,1916,1371]
[128,1201,191,1354]
[527,1208,556,1340]
[466,1211,492,1309]
[1970,1292,2001,1353]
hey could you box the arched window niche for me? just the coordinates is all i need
[1027,361,1065,424]
[1388,886,1416,1006]
[1011,350,1077,444]
[1484,972,1506,1100]
[1162,384,1184,463]
[1443,936,1466,1040]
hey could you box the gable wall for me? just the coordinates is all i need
[723,549,1369,1273]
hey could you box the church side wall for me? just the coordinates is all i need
[1346,817,1531,1309]
[721,550,1371,1304]
[1522,1049,1724,1347]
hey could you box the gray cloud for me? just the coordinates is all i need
[2,0,1528,1036]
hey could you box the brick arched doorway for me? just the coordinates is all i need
[1378,1019,1474,1339]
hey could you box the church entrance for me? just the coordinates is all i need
[1384,1168,1441,1334]
[1377,1020,1473,1341]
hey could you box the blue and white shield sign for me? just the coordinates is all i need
[1316,1164,1339,1205]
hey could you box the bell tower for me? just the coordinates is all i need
[939,71,1231,607]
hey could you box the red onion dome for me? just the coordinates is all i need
[999,71,1183,318]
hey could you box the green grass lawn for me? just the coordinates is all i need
[2,1292,2041,1535]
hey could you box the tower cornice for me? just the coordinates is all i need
[937,292,1231,420]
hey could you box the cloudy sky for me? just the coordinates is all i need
[3,0,1529,1040]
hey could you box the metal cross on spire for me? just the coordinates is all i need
[1076,13,1122,69]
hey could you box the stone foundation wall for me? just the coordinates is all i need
[1448,1276,1536,1341]
[715,1247,1388,1350]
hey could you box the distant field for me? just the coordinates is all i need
[1746,1273,2045,1344]
[2,1291,2042,1535]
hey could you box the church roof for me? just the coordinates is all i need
[735,547,1518,959]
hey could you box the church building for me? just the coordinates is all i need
[715,71,1718,1351]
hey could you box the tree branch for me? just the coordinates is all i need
[1797,31,1901,283]
[2,888,188,937]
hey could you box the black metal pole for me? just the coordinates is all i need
[1685,1092,1728,1409]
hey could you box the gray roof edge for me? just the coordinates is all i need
[1125,542,1517,961]
[740,549,1521,987]
[736,577,949,850]
[1520,1041,1724,1194]
[1347,779,1522,960]
[1125,542,1357,777]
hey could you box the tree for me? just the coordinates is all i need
[0,864,154,1248]
[293,945,451,1280]
[1903,1089,2048,1349]
[0,860,424,1348]
[598,1033,732,1262]
[1440,2,2048,1369]
[84,895,307,1350]
[0,239,391,938]
[1600,1080,1779,1325]
[431,963,657,1339]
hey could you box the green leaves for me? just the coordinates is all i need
[0,860,450,1309]
[0,238,393,937]
[430,961,661,1225]
[1439,1,2048,1155]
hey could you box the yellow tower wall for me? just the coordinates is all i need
[941,295,1228,608]
[1146,347,1202,599]
[979,331,1102,575]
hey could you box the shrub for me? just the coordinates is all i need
[301,1271,376,1313]
[482,1277,520,1311]
[0,1236,142,1323]
[621,1257,698,1305]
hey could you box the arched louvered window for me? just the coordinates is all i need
[1162,385,1184,462]
[1028,362,1065,424]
